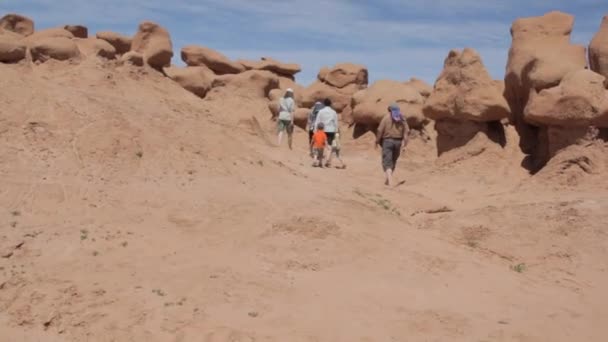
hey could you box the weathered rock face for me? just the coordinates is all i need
[164,65,215,98]
[0,29,26,63]
[96,31,132,55]
[29,37,81,62]
[301,81,352,112]
[0,14,34,36]
[74,38,116,59]
[424,48,510,123]
[505,12,586,130]
[525,70,608,127]
[181,45,244,74]
[26,28,74,41]
[237,57,301,79]
[207,70,279,100]
[589,16,608,80]
[131,21,173,70]
[352,80,425,129]
[318,63,368,89]
[64,25,88,38]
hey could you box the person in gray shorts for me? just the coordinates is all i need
[375,103,410,186]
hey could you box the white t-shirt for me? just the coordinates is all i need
[314,106,338,133]
[278,97,295,121]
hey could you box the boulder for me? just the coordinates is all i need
[405,77,432,98]
[29,37,80,62]
[525,69,608,127]
[317,63,368,89]
[352,80,426,128]
[0,35,26,63]
[131,21,173,70]
[0,14,34,36]
[96,31,131,55]
[75,38,116,59]
[164,65,215,98]
[293,108,310,130]
[64,25,88,38]
[120,51,143,66]
[256,57,301,78]
[208,70,279,99]
[505,11,586,118]
[423,48,510,122]
[26,28,74,41]
[181,45,244,74]
[236,59,259,70]
[301,81,352,112]
[589,15,608,80]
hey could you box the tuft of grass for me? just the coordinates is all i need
[152,289,166,297]
[92,251,99,257]
[511,263,527,273]
[80,229,89,241]
[121,241,128,247]
[135,151,143,158]
[466,241,479,248]
[10,221,17,228]
[10,210,21,217]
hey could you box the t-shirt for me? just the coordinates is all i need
[278,97,295,121]
[312,130,328,148]
[314,107,338,133]
[376,114,409,145]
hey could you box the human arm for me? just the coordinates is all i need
[402,121,410,149]
[376,117,386,147]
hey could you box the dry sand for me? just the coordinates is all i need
[1,59,607,341]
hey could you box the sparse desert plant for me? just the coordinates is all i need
[135,151,143,158]
[80,229,89,241]
[511,263,527,273]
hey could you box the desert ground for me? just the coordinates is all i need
[1,11,608,342]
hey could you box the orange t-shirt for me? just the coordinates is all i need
[312,130,327,148]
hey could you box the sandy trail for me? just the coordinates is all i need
[0,61,607,341]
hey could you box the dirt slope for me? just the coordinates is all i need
[1,59,607,341]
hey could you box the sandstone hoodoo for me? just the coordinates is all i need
[181,45,245,75]
[164,65,215,99]
[589,15,608,80]
[29,36,81,62]
[64,25,88,39]
[0,13,34,36]
[131,21,173,70]
[317,63,368,89]
[352,80,426,130]
[524,69,608,158]
[504,11,587,159]
[424,48,511,154]
[96,31,132,55]
[405,78,433,98]
[208,70,279,100]
[120,51,143,66]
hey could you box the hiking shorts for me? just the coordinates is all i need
[382,138,402,171]
[313,147,325,161]
[277,120,293,134]
[325,132,336,146]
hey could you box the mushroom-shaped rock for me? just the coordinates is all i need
[505,11,586,117]
[131,21,173,70]
[26,28,74,41]
[120,51,143,66]
[423,48,510,122]
[525,69,608,127]
[405,78,433,98]
[208,70,279,99]
[64,25,88,38]
[256,57,301,78]
[96,31,132,55]
[164,66,215,98]
[75,38,116,59]
[352,80,426,129]
[0,30,26,63]
[181,45,244,74]
[301,81,352,112]
[30,37,81,62]
[318,63,368,89]
[0,14,34,36]
[590,15,608,80]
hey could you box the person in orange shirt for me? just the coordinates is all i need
[311,122,328,167]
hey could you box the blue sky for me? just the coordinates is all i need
[1,0,605,85]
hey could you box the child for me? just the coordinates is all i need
[327,129,347,169]
[311,122,328,167]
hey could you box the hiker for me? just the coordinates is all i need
[311,122,328,167]
[376,103,409,186]
[277,88,296,149]
[313,98,338,165]
[328,127,346,169]
[307,101,324,157]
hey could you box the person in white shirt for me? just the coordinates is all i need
[277,88,295,149]
[314,98,339,166]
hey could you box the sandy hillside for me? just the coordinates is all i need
[0,52,607,342]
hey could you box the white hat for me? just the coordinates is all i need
[286,88,294,93]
